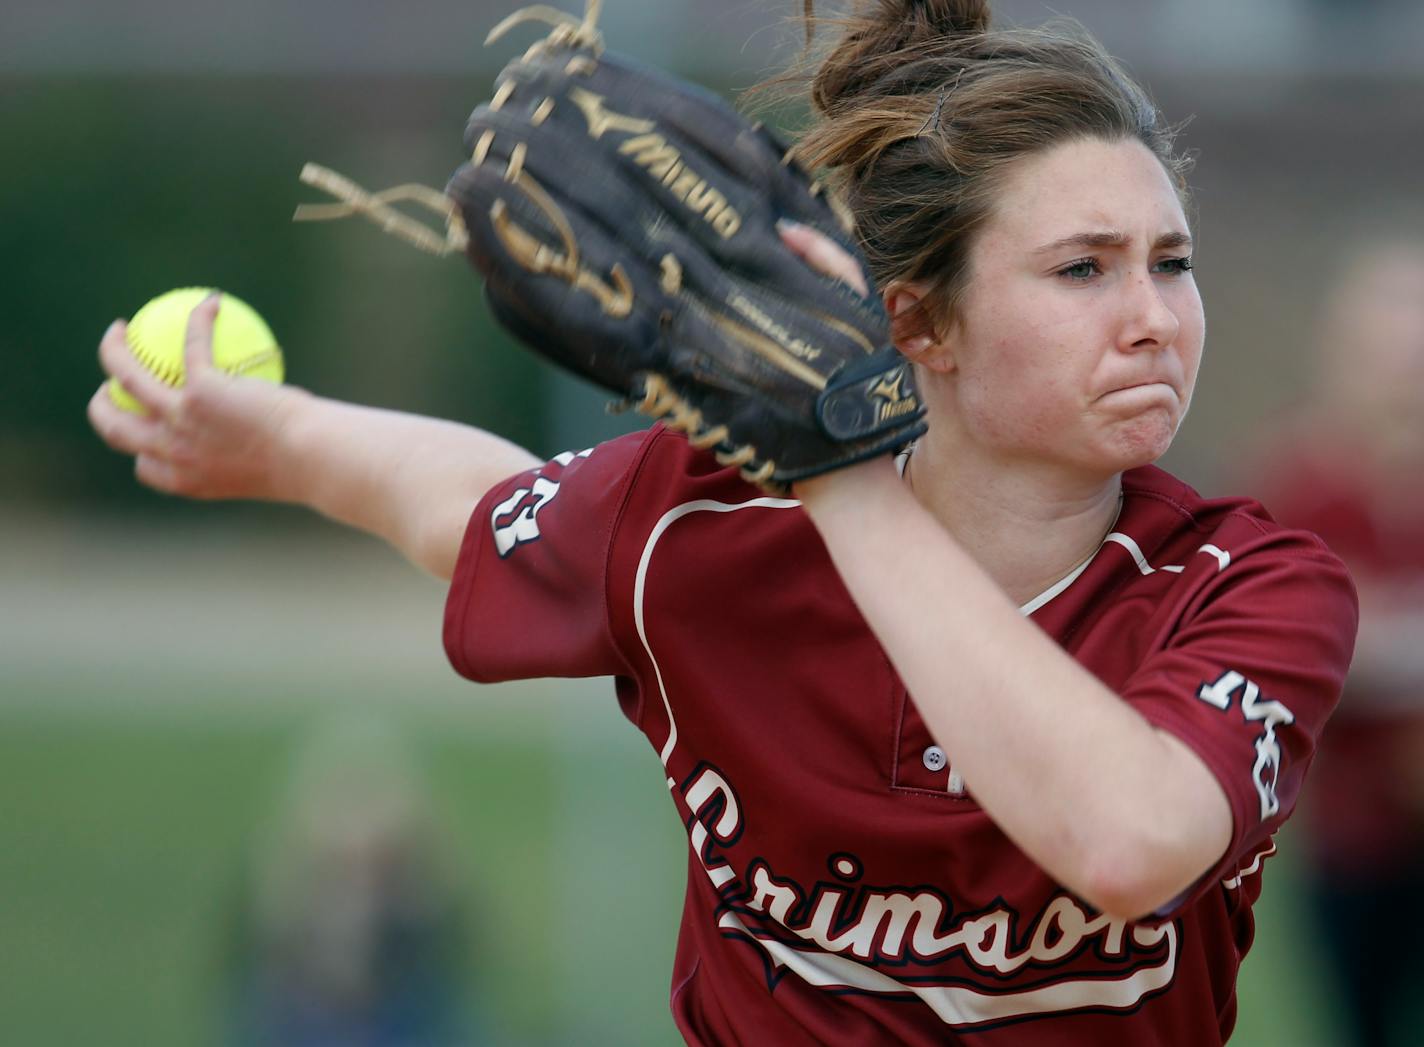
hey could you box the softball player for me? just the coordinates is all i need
[1248,239,1424,1047]
[88,1,1357,1042]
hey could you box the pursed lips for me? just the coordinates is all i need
[1096,379,1179,402]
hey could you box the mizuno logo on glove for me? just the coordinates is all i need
[569,88,743,239]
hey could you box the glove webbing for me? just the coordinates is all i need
[291,0,836,493]
[631,373,780,489]
[290,0,610,256]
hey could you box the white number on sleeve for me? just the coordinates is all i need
[1197,670,1296,820]
[489,448,593,558]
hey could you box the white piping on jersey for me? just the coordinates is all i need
[1103,532,1234,577]
[716,909,1178,1024]
[634,496,800,781]
[1103,532,1159,575]
[1222,840,1276,890]
[1198,543,1231,570]
[1018,555,1097,617]
[1017,493,1124,616]
[1020,534,1233,616]
[900,445,1120,620]
[899,445,1233,614]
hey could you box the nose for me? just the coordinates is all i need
[1118,271,1180,352]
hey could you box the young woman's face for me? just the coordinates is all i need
[942,137,1205,479]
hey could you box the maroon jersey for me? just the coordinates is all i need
[445,426,1356,1046]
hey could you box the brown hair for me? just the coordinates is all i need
[782,0,1191,340]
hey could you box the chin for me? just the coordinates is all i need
[1099,412,1180,471]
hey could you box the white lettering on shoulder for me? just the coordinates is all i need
[489,448,593,557]
[1197,669,1296,819]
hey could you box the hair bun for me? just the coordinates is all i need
[912,0,991,37]
[805,1,992,114]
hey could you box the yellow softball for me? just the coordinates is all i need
[108,287,285,414]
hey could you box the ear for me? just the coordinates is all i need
[884,283,956,374]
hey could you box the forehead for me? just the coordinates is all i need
[985,137,1189,247]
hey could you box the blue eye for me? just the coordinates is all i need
[1058,258,1100,281]
[1154,257,1194,275]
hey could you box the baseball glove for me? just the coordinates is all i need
[298,1,926,492]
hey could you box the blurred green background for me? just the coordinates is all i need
[5,0,1424,1043]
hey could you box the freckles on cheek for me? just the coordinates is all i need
[966,369,1060,448]
[957,371,1016,444]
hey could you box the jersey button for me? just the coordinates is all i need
[922,745,947,772]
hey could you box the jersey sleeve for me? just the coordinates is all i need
[443,429,656,683]
[1120,531,1358,914]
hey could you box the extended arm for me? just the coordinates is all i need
[87,295,539,579]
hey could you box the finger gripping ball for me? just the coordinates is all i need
[108,287,284,413]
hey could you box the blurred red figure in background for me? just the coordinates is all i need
[1250,237,1424,1047]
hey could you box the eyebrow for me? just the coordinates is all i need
[1032,230,1194,254]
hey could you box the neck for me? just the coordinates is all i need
[906,436,1124,607]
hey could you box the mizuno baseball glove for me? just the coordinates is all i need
[444,2,925,492]
[295,1,926,493]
